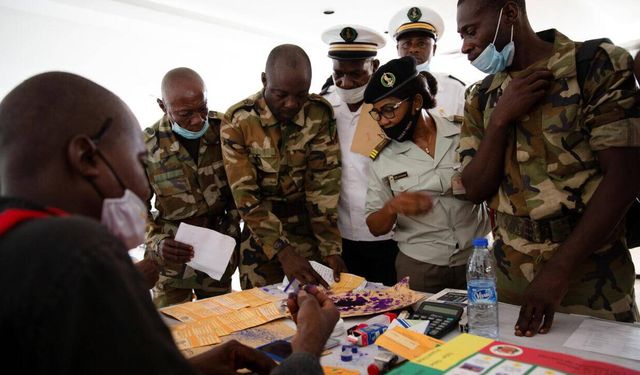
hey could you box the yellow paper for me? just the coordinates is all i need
[322,366,360,375]
[330,273,366,294]
[161,304,200,322]
[171,320,222,349]
[161,288,278,322]
[350,103,386,157]
[375,326,444,360]
[412,333,493,370]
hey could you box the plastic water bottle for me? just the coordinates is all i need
[466,238,499,339]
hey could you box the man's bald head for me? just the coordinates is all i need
[262,44,313,122]
[0,72,137,178]
[160,67,206,104]
[264,44,312,81]
[0,72,148,218]
[158,67,208,132]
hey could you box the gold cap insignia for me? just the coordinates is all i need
[407,7,422,22]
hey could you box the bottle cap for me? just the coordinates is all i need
[472,238,488,247]
[367,363,381,375]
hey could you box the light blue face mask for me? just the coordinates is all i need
[471,7,515,74]
[171,121,209,139]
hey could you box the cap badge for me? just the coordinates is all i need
[381,72,396,88]
[407,7,422,22]
[340,27,358,43]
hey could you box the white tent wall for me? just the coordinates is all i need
[1,0,638,126]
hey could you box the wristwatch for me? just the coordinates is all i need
[273,239,290,252]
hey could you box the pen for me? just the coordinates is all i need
[283,277,296,293]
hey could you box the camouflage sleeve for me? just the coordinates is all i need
[583,44,640,150]
[305,102,342,258]
[144,192,171,263]
[220,110,288,260]
[456,83,485,172]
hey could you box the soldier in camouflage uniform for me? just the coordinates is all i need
[457,0,640,335]
[144,68,239,307]
[221,44,346,289]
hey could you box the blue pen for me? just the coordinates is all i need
[283,277,296,293]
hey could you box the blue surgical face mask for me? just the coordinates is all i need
[471,7,515,74]
[171,120,209,139]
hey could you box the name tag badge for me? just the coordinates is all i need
[388,171,409,182]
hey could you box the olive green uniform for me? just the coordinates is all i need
[144,112,240,307]
[458,30,640,321]
[221,91,342,289]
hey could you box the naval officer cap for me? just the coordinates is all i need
[388,6,445,41]
[364,56,419,104]
[322,24,386,60]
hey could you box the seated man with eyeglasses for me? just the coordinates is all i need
[363,57,490,293]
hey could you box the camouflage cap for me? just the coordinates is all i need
[364,56,419,103]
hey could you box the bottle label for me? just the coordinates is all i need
[468,280,497,304]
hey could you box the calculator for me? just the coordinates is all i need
[409,301,464,339]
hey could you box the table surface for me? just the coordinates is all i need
[317,301,640,374]
[161,285,640,373]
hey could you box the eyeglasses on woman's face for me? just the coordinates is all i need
[369,98,408,121]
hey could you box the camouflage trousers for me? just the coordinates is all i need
[238,219,323,290]
[494,236,639,322]
[152,252,238,308]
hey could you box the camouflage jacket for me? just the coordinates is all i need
[458,29,640,255]
[221,91,342,260]
[143,112,241,255]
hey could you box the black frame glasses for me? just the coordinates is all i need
[369,98,408,121]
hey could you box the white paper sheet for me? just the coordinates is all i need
[563,318,640,361]
[175,222,235,280]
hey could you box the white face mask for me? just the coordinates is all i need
[101,189,147,250]
[334,84,367,104]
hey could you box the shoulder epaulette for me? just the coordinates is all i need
[369,138,391,160]
[308,93,335,116]
[448,74,466,87]
[225,98,255,119]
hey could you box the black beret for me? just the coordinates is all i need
[364,56,419,103]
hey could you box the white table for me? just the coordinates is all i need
[319,301,640,373]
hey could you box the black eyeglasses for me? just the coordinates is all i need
[369,98,408,121]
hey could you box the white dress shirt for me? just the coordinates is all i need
[431,72,466,118]
[324,87,393,242]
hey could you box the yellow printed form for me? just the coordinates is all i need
[161,305,200,323]
[375,327,444,360]
[322,366,360,375]
[412,334,493,371]
[171,320,222,350]
[330,273,366,295]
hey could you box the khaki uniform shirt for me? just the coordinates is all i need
[366,114,490,266]
[221,91,342,260]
